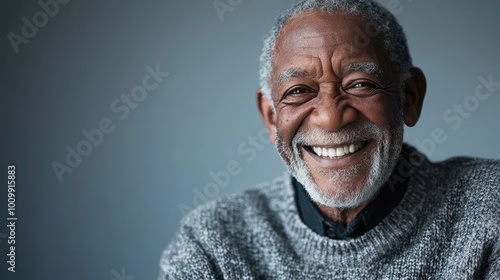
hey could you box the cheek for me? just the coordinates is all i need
[350,95,401,128]
[276,106,312,141]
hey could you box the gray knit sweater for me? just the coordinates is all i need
[159,148,500,279]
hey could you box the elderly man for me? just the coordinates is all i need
[159,0,500,279]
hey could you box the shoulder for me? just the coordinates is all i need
[403,146,500,224]
[430,156,500,221]
[438,156,500,194]
[159,173,295,278]
[407,145,500,200]
[441,155,500,174]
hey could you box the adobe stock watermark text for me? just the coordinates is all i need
[51,64,169,182]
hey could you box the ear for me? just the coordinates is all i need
[256,88,277,145]
[403,67,427,127]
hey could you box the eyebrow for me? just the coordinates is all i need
[343,62,382,77]
[277,68,315,85]
[276,62,382,85]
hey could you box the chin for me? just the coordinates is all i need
[305,146,390,208]
[306,171,385,209]
[276,120,404,209]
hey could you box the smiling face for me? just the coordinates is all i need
[258,11,425,208]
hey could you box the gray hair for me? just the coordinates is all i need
[258,0,413,101]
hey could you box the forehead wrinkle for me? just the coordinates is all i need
[327,44,385,81]
[274,55,322,85]
[299,31,341,40]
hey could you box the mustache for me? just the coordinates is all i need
[292,122,383,146]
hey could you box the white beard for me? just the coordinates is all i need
[275,119,403,209]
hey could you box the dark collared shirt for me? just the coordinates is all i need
[294,148,410,240]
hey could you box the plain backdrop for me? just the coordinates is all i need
[2,0,500,279]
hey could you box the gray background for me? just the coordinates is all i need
[2,0,499,279]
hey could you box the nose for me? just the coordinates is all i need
[308,87,358,132]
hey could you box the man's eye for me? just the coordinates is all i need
[289,87,310,95]
[343,80,380,96]
[353,82,372,88]
[281,86,317,104]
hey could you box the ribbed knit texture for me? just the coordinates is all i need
[159,147,500,279]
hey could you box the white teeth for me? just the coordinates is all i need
[313,147,322,156]
[349,144,355,153]
[311,142,364,158]
[328,148,336,157]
